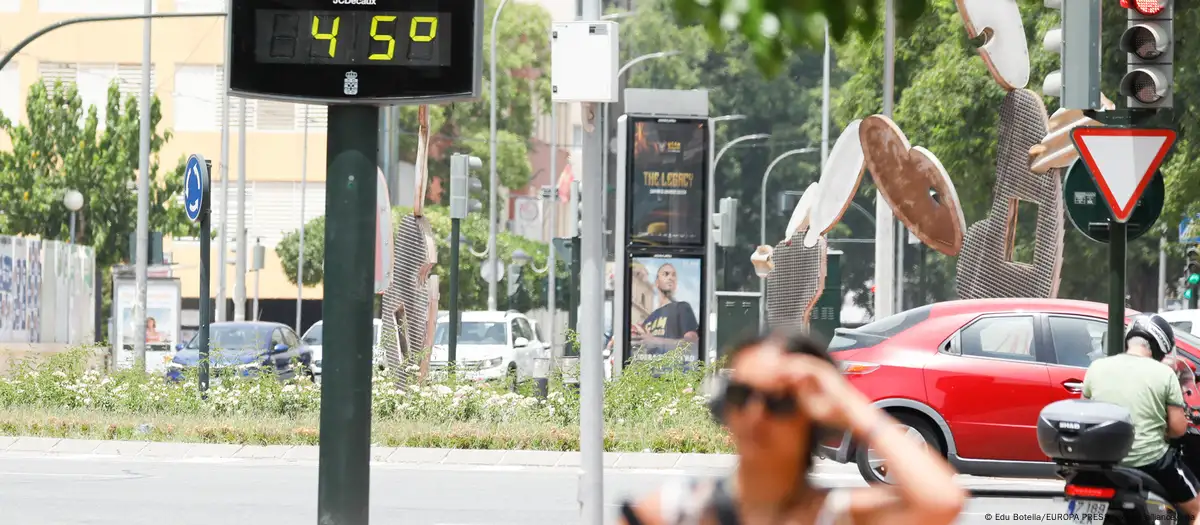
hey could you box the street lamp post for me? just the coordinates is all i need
[63,189,83,244]
[486,0,512,312]
[756,148,817,329]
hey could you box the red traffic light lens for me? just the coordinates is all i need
[1124,0,1166,15]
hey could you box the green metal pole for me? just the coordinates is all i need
[317,105,377,525]
[1107,221,1127,356]
[1191,285,1199,310]
[198,160,212,395]
[568,236,581,356]
[448,219,461,364]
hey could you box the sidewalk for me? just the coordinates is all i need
[0,435,740,470]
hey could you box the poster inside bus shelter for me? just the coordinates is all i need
[625,255,704,363]
[627,117,709,247]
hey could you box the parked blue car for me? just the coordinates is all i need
[166,322,314,383]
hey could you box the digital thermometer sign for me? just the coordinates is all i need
[229,0,481,104]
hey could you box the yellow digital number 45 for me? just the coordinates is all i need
[311,15,340,58]
[369,15,397,61]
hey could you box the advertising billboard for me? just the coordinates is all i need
[627,117,709,248]
[625,255,704,363]
[113,279,181,372]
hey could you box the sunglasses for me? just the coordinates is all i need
[724,381,798,417]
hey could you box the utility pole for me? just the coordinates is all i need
[234,101,248,321]
[217,9,232,324]
[132,0,153,369]
[296,105,309,334]
[874,0,897,321]
[547,102,558,351]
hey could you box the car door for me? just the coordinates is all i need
[923,314,1059,462]
[1043,315,1108,400]
[509,319,527,376]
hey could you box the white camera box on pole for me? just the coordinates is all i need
[550,22,619,103]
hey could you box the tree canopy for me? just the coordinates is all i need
[0,80,189,268]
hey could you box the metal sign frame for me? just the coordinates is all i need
[226,0,483,105]
[614,112,711,374]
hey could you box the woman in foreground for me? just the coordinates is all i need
[618,330,965,525]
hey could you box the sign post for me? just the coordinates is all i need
[1070,127,1176,356]
[226,1,483,523]
[183,154,211,394]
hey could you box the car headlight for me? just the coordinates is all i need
[167,362,184,371]
[235,362,261,372]
[483,356,503,369]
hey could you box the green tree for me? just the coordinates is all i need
[275,205,567,312]
[396,0,553,205]
[0,80,190,267]
[670,0,929,75]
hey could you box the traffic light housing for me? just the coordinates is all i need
[449,153,483,220]
[716,197,738,248]
[1119,0,1173,109]
[1042,0,1102,109]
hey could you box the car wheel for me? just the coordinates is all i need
[855,413,942,485]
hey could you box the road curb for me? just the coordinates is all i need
[0,436,748,469]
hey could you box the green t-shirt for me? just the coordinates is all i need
[1083,353,1184,467]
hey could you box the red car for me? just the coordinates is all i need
[819,298,1200,484]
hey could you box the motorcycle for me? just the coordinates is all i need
[1037,354,1200,525]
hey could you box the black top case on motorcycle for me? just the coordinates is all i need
[1038,399,1135,465]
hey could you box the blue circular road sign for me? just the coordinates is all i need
[184,154,210,223]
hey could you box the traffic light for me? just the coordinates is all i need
[1119,0,1174,109]
[716,197,738,248]
[1186,245,1199,308]
[1042,0,1102,109]
[449,153,483,220]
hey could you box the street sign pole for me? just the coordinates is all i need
[184,155,212,393]
[1107,221,1127,356]
[317,106,378,525]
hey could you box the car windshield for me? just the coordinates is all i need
[303,323,322,345]
[433,321,507,345]
[186,326,267,351]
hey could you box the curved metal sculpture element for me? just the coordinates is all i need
[955,0,1030,91]
[859,115,967,257]
[957,89,1065,299]
[803,121,867,248]
[764,230,827,332]
[380,105,439,387]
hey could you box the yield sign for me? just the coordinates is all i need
[1070,127,1176,223]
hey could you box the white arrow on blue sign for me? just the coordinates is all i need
[183,154,210,223]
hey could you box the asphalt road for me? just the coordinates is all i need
[0,453,1071,524]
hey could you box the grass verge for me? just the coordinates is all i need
[0,406,733,453]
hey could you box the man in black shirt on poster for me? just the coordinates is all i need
[632,263,700,357]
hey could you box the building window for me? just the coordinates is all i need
[38,0,151,14]
[171,66,328,133]
[173,65,216,131]
[0,63,18,124]
[39,62,156,129]
[0,0,18,12]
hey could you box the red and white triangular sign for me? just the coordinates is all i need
[1070,127,1176,223]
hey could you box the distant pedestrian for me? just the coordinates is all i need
[618,329,964,525]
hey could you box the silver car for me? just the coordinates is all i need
[303,319,382,376]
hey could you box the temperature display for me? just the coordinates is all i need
[254,10,451,66]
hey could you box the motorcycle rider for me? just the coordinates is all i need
[1083,314,1199,520]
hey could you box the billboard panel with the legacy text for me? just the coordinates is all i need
[627,117,709,247]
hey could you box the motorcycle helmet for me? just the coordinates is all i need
[1125,313,1175,361]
